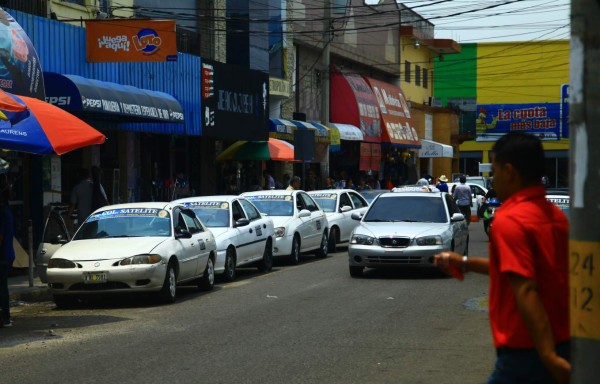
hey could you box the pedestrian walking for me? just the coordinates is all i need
[263,170,275,190]
[91,166,109,210]
[453,175,472,224]
[436,175,449,193]
[0,171,14,328]
[434,132,570,384]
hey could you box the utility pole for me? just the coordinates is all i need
[570,0,600,382]
[320,0,332,180]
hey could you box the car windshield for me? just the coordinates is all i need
[74,208,172,240]
[246,195,294,216]
[364,195,447,223]
[310,193,337,212]
[183,202,229,227]
[358,190,387,204]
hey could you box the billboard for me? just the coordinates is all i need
[0,8,45,99]
[86,20,177,62]
[475,103,563,141]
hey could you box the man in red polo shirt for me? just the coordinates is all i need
[434,132,570,384]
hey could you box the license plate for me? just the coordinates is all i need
[83,272,107,284]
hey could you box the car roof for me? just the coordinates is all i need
[173,195,240,204]
[242,190,297,196]
[308,189,355,194]
[382,188,446,198]
[95,202,174,211]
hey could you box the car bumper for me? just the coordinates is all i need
[273,235,293,257]
[47,263,167,295]
[348,244,444,267]
[214,249,227,275]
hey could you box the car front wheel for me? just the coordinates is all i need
[159,262,177,303]
[198,257,215,291]
[223,248,236,282]
[327,227,338,253]
[290,235,300,265]
[258,239,273,272]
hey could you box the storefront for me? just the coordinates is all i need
[330,71,382,185]
[363,77,421,185]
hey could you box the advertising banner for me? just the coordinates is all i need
[86,20,177,62]
[0,8,45,99]
[476,103,562,141]
[201,59,269,141]
[364,77,420,147]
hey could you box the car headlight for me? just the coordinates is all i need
[119,254,162,266]
[274,227,286,238]
[47,258,77,269]
[415,236,442,246]
[351,234,377,245]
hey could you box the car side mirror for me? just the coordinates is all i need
[340,205,352,213]
[298,209,311,218]
[451,213,465,222]
[175,228,192,239]
[235,218,250,227]
[51,234,68,245]
[351,212,363,220]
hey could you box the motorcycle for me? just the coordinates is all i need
[482,198,501,237]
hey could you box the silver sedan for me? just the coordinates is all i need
[348,190,469,277]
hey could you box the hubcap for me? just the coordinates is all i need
[226,255,234,278]
[208,259,214,285]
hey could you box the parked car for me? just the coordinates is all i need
[308,189,369,252]
[241,190,329,264]
[46,202,217,307]
[173,195,275,281]
[546,194,570,219]
[357,189,390,204]
[348,188,469,277]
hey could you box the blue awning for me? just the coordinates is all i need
[43,72,185,125]
[269,118,329,144]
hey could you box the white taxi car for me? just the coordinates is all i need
[47,202,217,307]
[308,189,369,252]
[241,190,329,264]
[174,196,275,281]
[348,188,469,277]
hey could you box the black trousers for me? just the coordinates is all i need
[0,259,11,321]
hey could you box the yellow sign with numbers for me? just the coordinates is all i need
[570,240,600,340]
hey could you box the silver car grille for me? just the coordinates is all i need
[366,255,421,264]
[378,237,410,248]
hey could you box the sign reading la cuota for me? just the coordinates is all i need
[85,20,177,62]
[0,8,45,99]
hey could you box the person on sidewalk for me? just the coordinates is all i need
[67,168,93,231]
[453,175,472,224]
[286,176,301,190]
[436,175,449,193]
[434,132,570,384]
[0,173,15,328]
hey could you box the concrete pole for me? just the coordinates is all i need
[570,0,600,382]
[320,0,331,180]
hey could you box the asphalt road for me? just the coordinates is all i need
[0,221,494,384]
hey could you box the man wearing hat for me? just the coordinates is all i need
[436,175,449,193]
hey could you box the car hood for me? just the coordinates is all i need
[355,222,449,238]
[52,237,169,261]
[269,216,296,228]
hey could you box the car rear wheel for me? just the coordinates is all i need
[223,248,236,282]
[327,227,338,253]
[158,262,177,303]
[290,235,300,265]
[198,257,215,291]
[349,266,364,278]
[258,239,273,272]
[464,236,469,256]
[315,231,329,258]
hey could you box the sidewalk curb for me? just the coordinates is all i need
[10,286,53,303]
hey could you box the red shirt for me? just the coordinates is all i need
[488,186,569,348]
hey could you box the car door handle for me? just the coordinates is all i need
[263,224,266,228]
[190,242,196,247]
[40,250,46,255]
[249,228,253,233]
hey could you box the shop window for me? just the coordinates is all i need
[404,61,411,83]
[415,65,421,86]
[423,68,428,89]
